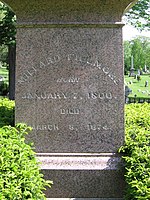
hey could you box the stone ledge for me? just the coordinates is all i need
[4,0,137,23]
[16,22,124,28]
[37,153,123,170]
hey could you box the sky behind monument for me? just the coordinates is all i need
[123,24,150,40]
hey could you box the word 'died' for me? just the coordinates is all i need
[60,108,80,115]
[21,92,115,100]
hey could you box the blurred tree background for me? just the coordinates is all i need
[124,36,150,74]
[0,2,16,99]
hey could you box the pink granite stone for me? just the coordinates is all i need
[3,0,138,198]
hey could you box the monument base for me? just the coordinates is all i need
[37,153,125,199]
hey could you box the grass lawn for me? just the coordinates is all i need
[0,67,9,84]
[125,74,150,98]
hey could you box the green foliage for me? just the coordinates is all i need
[119,103,150,200]
[125,0,150,31]
[0,2,16,46]
[0,81,9,96]
[124,36,150,72]
[124,40,132,73]
[0,45,8,66]
[0,123,52,199]
[0,98,14,127]
[0,65,8,84]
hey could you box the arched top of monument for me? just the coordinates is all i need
[3,0,138,24]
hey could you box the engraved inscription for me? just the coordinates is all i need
[68,125,78,131]
[66,54,120,85]
[22,92,68,100]
[88,124,109,131]
[31,124,110,131]
[33,124,59,131]
[60,108,80,115]
[18,67,36,84]
[21,92,115,100]
[57,77,80,83]
[18,52,120,142]
[40,55,61,68]
[18,53,121,86]
[88,92,112,100]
